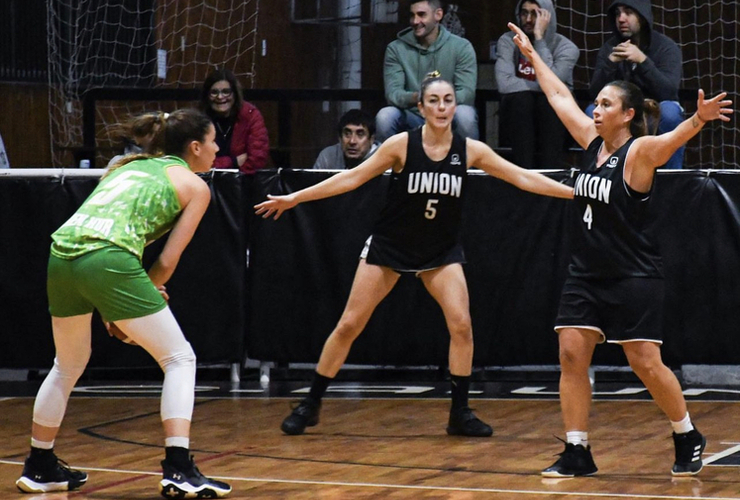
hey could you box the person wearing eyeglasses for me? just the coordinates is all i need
[199,68,270,174]
[495,0,579,169]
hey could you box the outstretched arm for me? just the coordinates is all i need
[508,22,596,149]
[467,139,573,199]
[627,90,733,190]
[255,133,406,219]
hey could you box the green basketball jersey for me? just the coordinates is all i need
[51,156,189,261]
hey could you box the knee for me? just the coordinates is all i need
[626,351,661,380]
[448,314,473,344]
[558,343,590,374]
[332,314,366,343]
[375,107,402,141]
[159,343,196,372]
[54,348,91,380]
[659,101,683,129]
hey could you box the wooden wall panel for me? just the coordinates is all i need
[0,0,732,169]
[0,83,51,167]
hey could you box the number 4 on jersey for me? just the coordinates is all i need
[583,203,593,230]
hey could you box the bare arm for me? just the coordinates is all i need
[468,139,573,199]
[508,22,596,149]
[148,167,211,287]
[255,133,406,219]
[627,90,733,191]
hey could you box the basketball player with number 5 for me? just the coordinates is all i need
[255,73,573,438]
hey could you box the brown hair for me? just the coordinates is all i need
[105,108,212,177]
[606,80,661,137]
[419,70,454,102]
[108,112,166,152]
[199,68,244,120]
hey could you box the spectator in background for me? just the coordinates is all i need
[200,68,270,174]
[495,0,579,169]
[106,112,162,168]
[375,0,478,142]
[588,0,684,169]
[313,109,379,169]
[0,130,9,168]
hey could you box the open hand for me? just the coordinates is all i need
[696,89,734,123]
[254,194,298,220]
[508,22,534,61]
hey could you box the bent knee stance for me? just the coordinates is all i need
[33,354,91,428]
[159,343,197,422]
[158,343,196,372]
[626,352,664,381]
[333,315,366,343]
[559,344,591,374]
[448,315,473,344]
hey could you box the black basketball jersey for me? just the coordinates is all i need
[568,137,663,278]
[364,127,468,271]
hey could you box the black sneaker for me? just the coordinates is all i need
[15,454,88,493]
[446,407,493,437]
[281,398,321,435]
[542,441,598,478]
[672,428,706,476]
[159,456,231,499]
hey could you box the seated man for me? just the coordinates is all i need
[313,109,378,169]
[495,0,579,169]
[588,0,684,169]
[375,0,478,142]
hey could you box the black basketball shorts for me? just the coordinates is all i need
[554,276,665,344]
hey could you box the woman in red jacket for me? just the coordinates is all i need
[200,68,270,173]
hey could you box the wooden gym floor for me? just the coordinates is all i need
[1,374,740,499]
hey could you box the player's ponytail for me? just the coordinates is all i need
[104,109,211,179]
[642,99,661,135]
[152,108,213,159]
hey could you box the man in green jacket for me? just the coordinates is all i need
[376,0,478,141]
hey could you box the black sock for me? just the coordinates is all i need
[165,446,190,468]
[29,447,55,467]
[308,372,332,403]
[450,374,470,411]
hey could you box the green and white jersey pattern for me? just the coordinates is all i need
[51,156,188,261]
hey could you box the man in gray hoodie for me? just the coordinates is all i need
[495,0,579,169]
[375,0,478,142]
[588,0,684,169]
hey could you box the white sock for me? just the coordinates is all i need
[165,436,190,449]
[31,438,54,450]
[566,431,589,447]
[671,412,694,434]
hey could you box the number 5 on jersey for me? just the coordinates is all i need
[87,171,151,206]
[425,199,439,220]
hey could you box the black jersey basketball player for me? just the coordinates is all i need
[509,21,732,478]
[255,73,574,438]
